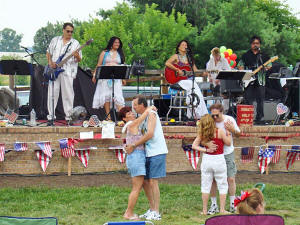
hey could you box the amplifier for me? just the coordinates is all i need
[263,101,280,121]
[220,80,243,94]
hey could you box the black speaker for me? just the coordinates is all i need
[220,80,243,94]
[154,99,170,117]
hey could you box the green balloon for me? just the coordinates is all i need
[221,52,225,58]
[220,46,227,53]
[230,60,234,66]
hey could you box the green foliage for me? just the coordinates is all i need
[0,28,23,52]
[0,183,299,225]
[73,3,196,70]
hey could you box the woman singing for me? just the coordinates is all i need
[165,40,208,119]
[92,36,126,120]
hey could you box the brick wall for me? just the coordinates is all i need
[0,125,299,175]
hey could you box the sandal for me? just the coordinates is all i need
[124,214,139,221]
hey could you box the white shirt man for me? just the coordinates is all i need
[46,22,82,122]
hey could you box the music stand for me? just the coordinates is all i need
[95,65,130,122]
[0,60,33,111]
[216,70,252,116]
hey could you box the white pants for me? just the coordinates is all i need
[201,154,228,194]
[47,74,74,120]
[178,79,208,119]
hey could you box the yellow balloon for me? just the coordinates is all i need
[227,49,233,56]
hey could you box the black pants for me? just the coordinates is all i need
[244,82,265,121]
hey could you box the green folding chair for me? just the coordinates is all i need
[0,216,58,225]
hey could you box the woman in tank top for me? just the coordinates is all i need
[192,114,232,215]
[119,105,156,220]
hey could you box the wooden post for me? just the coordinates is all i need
[265,143,269,175]
[68,157,72,176]
[9,75,14,90]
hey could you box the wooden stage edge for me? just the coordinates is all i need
[0,125,300,175]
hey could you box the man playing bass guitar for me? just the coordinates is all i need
[46,22,82,123]
[238,36,271,124]
[165,40,208,119]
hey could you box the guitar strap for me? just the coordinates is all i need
[62,42,72,59]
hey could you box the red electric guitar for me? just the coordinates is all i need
[164,64,217,84]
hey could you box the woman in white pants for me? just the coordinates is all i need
[192,114,232,215]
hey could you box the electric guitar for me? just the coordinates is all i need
[164,64,217,84]
[243,56,278,88]
[44,39,93,81]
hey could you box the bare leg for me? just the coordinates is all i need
[202,193,210,215]
[104,102,111,120]
[219,194,228,213]
[143,179,155,211]
[149,179,160,212]
[124,176,144,219]
[210,179,217,198]
[228,177,236,197]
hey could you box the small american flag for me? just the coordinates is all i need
[14,142,28,152]
[0,143,5,162]
[182,144,201,170]
[88,115,100,127]
[35,150,50,172]
[76,149,90,168]
[269,145,281,164]
[4,109,18,123]
[115,149,126,163]
[36,141,52,158]
[241,147,255,163]
[59,138,75,158]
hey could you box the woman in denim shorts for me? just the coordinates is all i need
[119,106,156,220]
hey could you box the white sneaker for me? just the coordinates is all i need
[207,204,219,215]
[229,204,236,213]
[145,211,161,221]
[139,209,152,218]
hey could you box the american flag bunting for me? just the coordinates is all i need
[0,143,5,162]
[115,149,126,163]
[258,147,274,174]
[286,145,300,170]
[14,142,28,152]
[76,150,90,168]
[35,150,50,172]
[241,147,255,163]
[182,144,201,170]
[36,141,52,158]
[59,138,75,158]
[268,145,281,164]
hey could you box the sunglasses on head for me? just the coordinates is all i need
[65,30,73,33]
[211,114,219,118]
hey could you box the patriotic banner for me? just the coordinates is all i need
[115,149,126,163]
[0,143,5,162]
[4,109,18,123]
[88,115,100,127]
[258,147,274,174]
[182,144,201,170]
[268,145,281,164]
[286,145,300,170]
[36,141,52,158]
[59,138,75,158]
[35,150,50,172]
[76,150,90,168]
[241,147,255,163]
[14,142,28,152]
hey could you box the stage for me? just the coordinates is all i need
[0,124,300,175]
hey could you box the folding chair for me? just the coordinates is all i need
[103,221,154,225]
[0,216,58,225]
[205,214,284,225]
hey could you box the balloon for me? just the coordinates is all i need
[221,52,225,58]
[227,48,233,56]
[227,58,231,64]
[230,53,237,61]
[232,60,237,68]
[220,46,226,53]
[230,60,234,66]
[224,51,229,58]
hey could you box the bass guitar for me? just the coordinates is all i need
[44,39,93,81]
[164,64,217,84]
[243,56,278,87]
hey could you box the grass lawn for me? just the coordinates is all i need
[0,183,299,225]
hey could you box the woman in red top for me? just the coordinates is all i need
[192,114,231,215]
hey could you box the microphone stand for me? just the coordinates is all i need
[186,49,196,120]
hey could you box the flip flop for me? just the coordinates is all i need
[124,214,139,221]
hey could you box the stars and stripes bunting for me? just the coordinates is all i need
[59,138,75,158]
[268,145,281,164]
[286,146,300,170]
[115,149,126,163]
[241,147,255,163]
[4,109,18,123]
[258,147,274,174]
[76,150,90,168]
[293,146,300,161]
[0,143,5,162]
[35,150,50,172]
[35,141,52,158]
[182,144,201,170]
[14,142,28,152]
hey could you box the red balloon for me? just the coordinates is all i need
[230,53,237,61]
[232,60,237,68]
[224,51,229,58]
[227,58,231,64]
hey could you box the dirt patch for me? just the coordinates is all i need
[0,171,299,188]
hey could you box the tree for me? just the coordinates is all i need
[74,3,197,69]
[0,28,23,52]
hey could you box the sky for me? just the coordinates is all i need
[0,0,299,47]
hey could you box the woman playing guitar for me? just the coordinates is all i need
[165,40,208,119]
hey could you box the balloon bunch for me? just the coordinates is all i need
[220,46,237,68]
